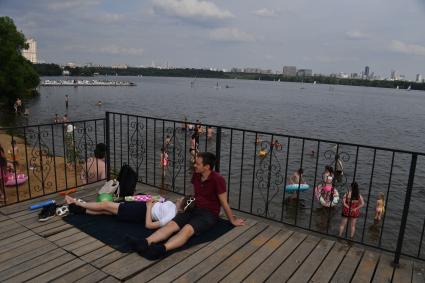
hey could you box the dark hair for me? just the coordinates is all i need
[197,152,216,170]
[298,168,304,175]
[351,182,359,200]
[94,143,106,159]
[325,165,334,175]
[335,154,340,160]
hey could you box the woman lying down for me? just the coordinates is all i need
[64,195,194,229]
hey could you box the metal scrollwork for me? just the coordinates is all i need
[255,140,285,219]
[74,124,96,162]
[128,120,146,181]
[163,127,185,191]
[26,128,55,192]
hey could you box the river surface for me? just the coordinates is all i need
[2,76,425,152]
[1,76,425,257]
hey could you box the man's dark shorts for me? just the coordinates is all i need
[116,202,147,224]
[172,207,218,235]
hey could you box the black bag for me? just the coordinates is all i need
[116,165,137,197]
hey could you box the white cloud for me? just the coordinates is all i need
[47,0,101,11]
[209,28,255,43]
[252,8,276,17]
[152,0,234,21]
[85,13,126,24]
[345,30,371,40]
[390,40,425,56]
[99,45,144,56]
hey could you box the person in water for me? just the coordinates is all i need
[289,168,305,199]
[374,192,385,222]
[338,182,364,240]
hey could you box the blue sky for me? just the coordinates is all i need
[1,0,425,79]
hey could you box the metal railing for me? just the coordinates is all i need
[0,118,107,204]
[1,111,424,264]
[105,112,425,264]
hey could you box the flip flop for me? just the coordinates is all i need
[56,205,69,216]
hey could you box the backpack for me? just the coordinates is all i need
[116,164,137,197]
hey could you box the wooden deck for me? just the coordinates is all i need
[0,184,424,283]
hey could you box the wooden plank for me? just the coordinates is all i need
[2,253,75,283]
[393,258,413,283]
[0,248,67,281]
[62,236,98,252]
[221,230,293,283]
[47,227,81,242]
[194,225,281,283]
[80,245,116,263]
[39,223,74,237]
[77,270,109,283]
[0,213,8,222]
[0,244,57,273]
[25,258,86,283]
[330,245,364,283]
[243,232,307,283]
[309,241,350,283]
[126,241,210,283]
[92,250,128,269]
[99,276,121,283]
[0,238,52,264]
[265,235,321,282]
[351,250,380,283]
[71,239,105,257]
[0,183,99,215]
[372,254,395,283]
[32,218,70,233]
[147,221,264,283]
[0,219,21,232]
[0,230,34,248]
[0,226,27,241]
[412,261,425,283]
[54,231,90,246]
[50,264,98,283]
[0,234,41,254]
[287,238,335,283]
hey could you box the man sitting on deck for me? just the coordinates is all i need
[130,152,245,260]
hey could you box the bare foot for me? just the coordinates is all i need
[65,195,76,205]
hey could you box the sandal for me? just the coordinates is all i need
[56,205,69,216]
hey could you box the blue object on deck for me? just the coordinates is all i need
[285,184,310,192]
[30,199,55,210]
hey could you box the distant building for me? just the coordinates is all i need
[62,70,70,76]
[243,68,272,74]
[111,64,128,69]
[364,66,370,79]
[297,69,313,77]
[390,70,397,80]
[21,38,37,63]
[416,74,423,82]
[231,67,243,73]
[282,66,297,77]
[338,72,349,79]
[350,73,359,79]
[66,62,78,68]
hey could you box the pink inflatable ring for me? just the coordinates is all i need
[5,173,29,187]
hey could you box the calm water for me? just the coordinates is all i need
[2,76,425,257]
[3,75,425,152]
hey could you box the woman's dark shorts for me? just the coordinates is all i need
[172,207,218,235]
[116,202,147,224]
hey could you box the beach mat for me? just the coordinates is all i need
[63,213,233,256]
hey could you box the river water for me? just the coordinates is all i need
[2,76,425,257]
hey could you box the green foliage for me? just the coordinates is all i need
[33,63,62,76]
[0,16,39,104]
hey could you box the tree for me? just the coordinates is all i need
[0,16,39,105]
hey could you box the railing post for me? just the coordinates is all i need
[105,112,111,180]
[394,153,417,265]
[215,127,222,172]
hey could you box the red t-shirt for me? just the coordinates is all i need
[191,171,227,216]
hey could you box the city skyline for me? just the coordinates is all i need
[1,0,425,80]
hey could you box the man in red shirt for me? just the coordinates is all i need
[129,152,245,260]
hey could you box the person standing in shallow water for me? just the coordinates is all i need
[65,95,69,109]
[338,182,364,240]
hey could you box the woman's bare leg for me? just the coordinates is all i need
[339,217,348,237]
[350,218,357,239]
[65,195,119,215]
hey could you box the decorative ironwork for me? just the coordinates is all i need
[74,123,99,182]
[255,140,285,219]
[128,120,146,182]
[26,128,55,192]
[162,127,185,192]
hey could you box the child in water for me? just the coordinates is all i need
[374,192,385,221]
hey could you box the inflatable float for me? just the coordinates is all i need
[315,185,339,207]
[5,173,28,187]
[285,183,310,192]
[125,194,165,202]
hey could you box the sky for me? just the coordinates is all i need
[1,0,425,79]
